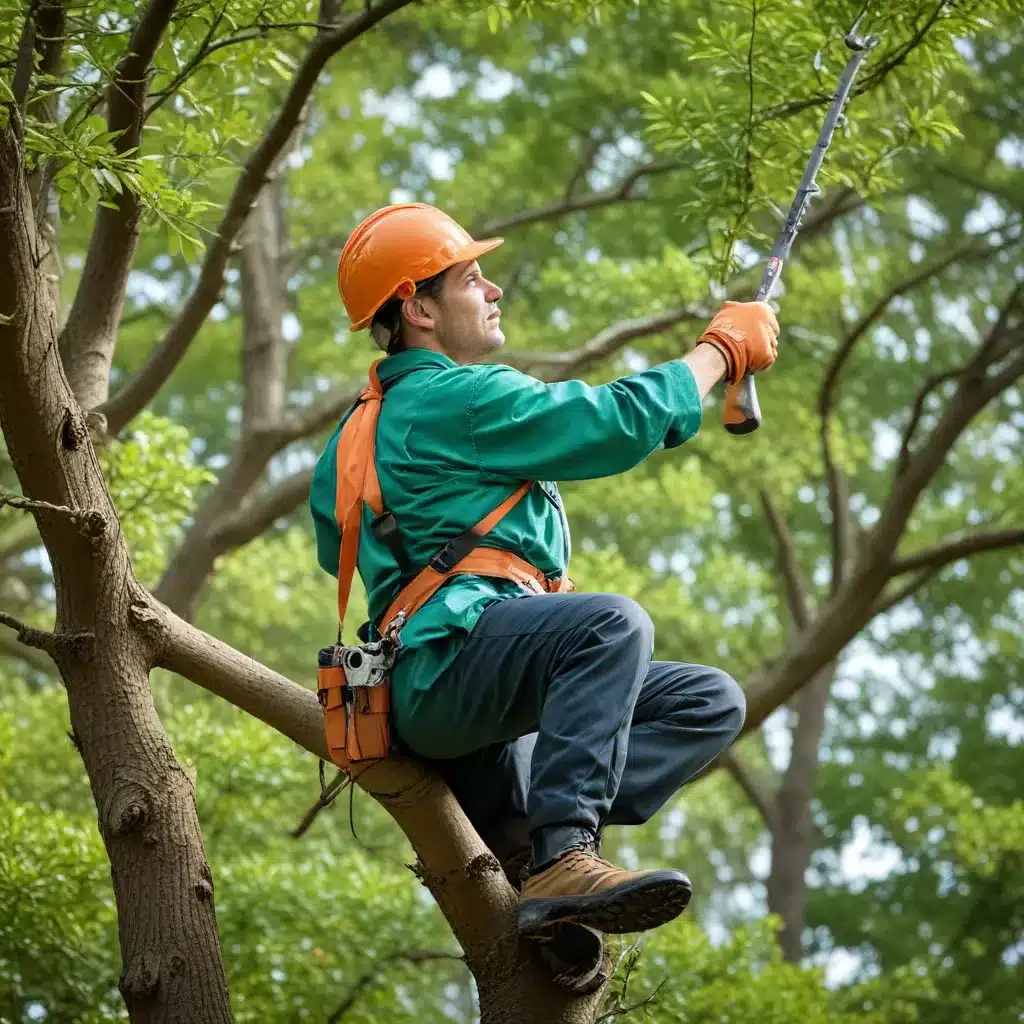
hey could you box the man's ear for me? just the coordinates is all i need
[402,295,436,330]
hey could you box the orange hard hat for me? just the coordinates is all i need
[337,203,503,331]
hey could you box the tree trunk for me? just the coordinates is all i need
[0,119,232,1023]
[765,666,833,962]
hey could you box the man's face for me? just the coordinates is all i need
[427,260,504,363]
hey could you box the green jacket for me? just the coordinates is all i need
[309,348,703,712]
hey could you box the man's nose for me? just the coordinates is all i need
[484,279,503,303]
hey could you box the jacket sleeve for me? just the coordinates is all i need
[465,359,703,481]
[309,423,342,578]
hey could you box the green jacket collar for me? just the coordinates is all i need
[377,348,458,388]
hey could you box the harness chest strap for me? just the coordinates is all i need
[333,360,572,634]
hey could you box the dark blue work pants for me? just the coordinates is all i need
[397,593,746,849]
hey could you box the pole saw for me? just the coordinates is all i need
[724,11,881,435]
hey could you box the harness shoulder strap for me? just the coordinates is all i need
[334,365,559,637]
[334,360,385,625]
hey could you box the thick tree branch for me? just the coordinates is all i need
[154,601,528,970]
[827,466,855,593]
[759,489,811,631]
[57,0,179,411]
[327,949,465,1024]
[96,0,417,436]
[767,663,834,961]
[278,387,361,447]
[904,274,1023,471]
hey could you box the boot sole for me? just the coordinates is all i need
[517,871,692,936]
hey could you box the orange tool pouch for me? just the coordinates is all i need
[317,652,392,771]
[319,360,573,774]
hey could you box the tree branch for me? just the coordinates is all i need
[470,158,685,238]
[871,567,938,616]
[827,466,855,594]
[327,949,465,1024]
[889,527,1024,578]
[96,0,417,436]
[11,3,38,115]
[721,750,779,833]
[290,767,351,838]
[741,289,1024,734]
[502,305,712,381]
[145,19,353,118]
[0,608,91,660]
[153,598,522,970]
[277,387,361,448]
[240,177,289,434]
[57,0,179,411]
[757,0,950,124]
[758,488,811,631]
[0,487,106,535]
[207,467,315,549]
[564,132,605,201]
[819,238,999,452]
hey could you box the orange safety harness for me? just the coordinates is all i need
[317,359,573,771]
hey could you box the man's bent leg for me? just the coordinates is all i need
[609,661,746,826]
[394,593,692,935]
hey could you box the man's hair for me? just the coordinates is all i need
[370,268,449,355]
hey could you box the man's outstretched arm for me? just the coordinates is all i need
[449,301,778,483]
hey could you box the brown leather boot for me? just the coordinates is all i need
[480,820,607,991]
[518,845,692,936]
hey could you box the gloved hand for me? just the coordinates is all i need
[697,301,779,385]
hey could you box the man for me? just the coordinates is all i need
[310,203,778,941]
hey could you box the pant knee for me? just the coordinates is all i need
[587,594,655,658]
[712,669,746,736]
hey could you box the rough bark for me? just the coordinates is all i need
[1,117,231,1023]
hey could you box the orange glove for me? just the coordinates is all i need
[697,301,780,385]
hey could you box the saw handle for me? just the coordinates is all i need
[722,256,782,435]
